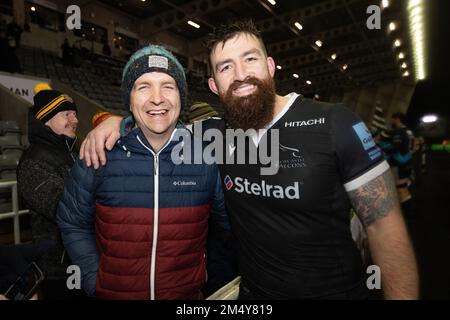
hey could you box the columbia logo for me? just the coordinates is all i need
[173,181,196,186]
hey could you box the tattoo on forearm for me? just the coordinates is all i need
[348,169,399,227]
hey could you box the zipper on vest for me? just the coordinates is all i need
[136,131,178,300]
[150,154,159,300]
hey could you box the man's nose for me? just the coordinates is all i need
[149,87,164,105]
[233,62,248,82]
[69,114,78,124]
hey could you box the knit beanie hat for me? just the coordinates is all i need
[31,83,78,123]
[121,45,187,111]
[92,111,112,128]
[189,102,220,124]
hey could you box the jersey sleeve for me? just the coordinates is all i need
[331,104,389,192]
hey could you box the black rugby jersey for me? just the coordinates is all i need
[218,94,388,299]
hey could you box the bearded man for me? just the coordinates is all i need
[77,20,418,300]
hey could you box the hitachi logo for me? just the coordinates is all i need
[285,118,326,127]
[233,177,300,200]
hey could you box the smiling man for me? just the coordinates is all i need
[56,45,231,299]
[204,21,418,300]
[17,83,81,299]
[207,33,280,131]
[78,21,418,300]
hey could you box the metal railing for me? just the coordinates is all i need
[0,179,30,244]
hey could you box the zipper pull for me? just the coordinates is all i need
[154,156,158,176]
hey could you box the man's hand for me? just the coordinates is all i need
[80,115,122,169]
[0,293,38,300]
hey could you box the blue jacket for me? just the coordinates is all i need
[57,123,230,299]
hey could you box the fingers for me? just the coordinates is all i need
[81,115,122,169]
[79,139,86,160]
[80,130,106,169]
[82,135,92,167]
[95,136,107,168]
[90,134,100,170]
[105,131,120,151]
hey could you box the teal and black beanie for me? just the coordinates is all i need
[121,45,187,111]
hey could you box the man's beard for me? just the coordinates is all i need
[219,76,276,130]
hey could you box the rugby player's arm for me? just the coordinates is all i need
[80,114,123,169]
[347,168,419,300]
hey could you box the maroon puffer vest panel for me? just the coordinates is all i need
[94,202,210,300]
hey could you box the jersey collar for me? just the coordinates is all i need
[250,92,301,146]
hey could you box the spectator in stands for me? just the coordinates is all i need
[188,101,220,124]
[417,136,427,175]
[0,20,6,37]
[27,9,45,28]
[56,45,232,299]
[102,42,111,57]
[72,41,82,67]
[0,28,21,73]
[81,45,90,60]
[36,12,47,28]
[7,18,23,48]
[24,18,31,33]
[0,29,9,72]
[61,38,72,66]
[61,38,73,66]
[387,112,415,217]
[16,83,85,300]
[186,101,223,136]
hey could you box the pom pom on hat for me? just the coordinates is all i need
[34,82,52,94]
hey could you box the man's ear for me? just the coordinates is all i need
[208,77,219,96]
[267,57,276,78]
